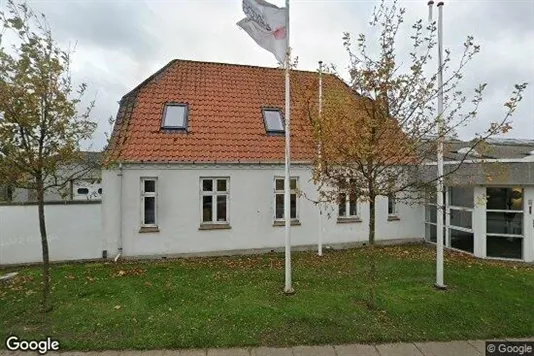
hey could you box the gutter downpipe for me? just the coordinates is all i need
[114,162,123,262]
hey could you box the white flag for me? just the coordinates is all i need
[237,0,288,63]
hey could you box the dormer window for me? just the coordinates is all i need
[262,108,284,134]
[162,103,188,130]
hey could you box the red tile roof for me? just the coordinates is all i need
[106,59,353,163]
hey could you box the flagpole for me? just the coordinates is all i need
[283,0,294,294]
[428,0,446,289]
[435,0,446,289]
[317,60,323,257]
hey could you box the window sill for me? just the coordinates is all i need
[337,217,362,224]
[199,223,231,230]
[139,226,160,233]
[387,215,401,221]
[273,220,301,227]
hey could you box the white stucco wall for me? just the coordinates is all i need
[0,203,102,265]
[102,164,425,258]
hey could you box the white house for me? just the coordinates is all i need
[101,59,424,260]
[98,59,534,263]
[1,59,532,266]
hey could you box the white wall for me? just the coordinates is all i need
[473,186,487,258]
[523,187,534,262]
[102,164,425,258]
[0,202,102,265]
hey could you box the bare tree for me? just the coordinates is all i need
[306,0,527,309]
[0,0,97,311]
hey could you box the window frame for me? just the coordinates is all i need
[161,103,189,130]
[424,191,446,244]
[76,187,89,195]
[273,176,299,222]
[140,177,158,227]
[262,107,285,134]
[338,179,358,219]
[0,185,13,202]
[387,193,398,216]
[200,177,230,225]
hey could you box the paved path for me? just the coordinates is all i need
[1,338,533,355]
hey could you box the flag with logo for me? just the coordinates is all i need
[237,0,288,63]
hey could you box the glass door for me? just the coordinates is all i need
[486,187,524,260]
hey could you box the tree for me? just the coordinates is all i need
[0,0,96,311]
[306,0,527,309]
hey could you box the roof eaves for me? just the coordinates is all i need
[118,160,313,165]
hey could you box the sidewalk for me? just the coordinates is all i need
[2,339,534,356]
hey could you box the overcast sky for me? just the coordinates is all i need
[17,0,534,150]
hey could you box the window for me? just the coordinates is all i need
[0,185,13,202]
[486,187,524,259]
[162,103,188,129]
[201,178,229,224]
[450,229,474,253]
[262,108,284,133]
[77,188,89,195]
[424,191,446,244]
[449,186,474,208]
[338,179,358,218]
[274,177,298,221]
[141,178,157,226]
[387,194,397,215]
[487,236,523,259]
[447,186,474,254]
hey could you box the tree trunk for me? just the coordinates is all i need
[367,192,378,310]
[37,178,52,312]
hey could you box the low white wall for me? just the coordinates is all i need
[0,202,102,265]
[102,164,425,258]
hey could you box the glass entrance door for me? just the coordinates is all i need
[486,187,524,260]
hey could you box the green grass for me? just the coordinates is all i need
[1,244,533,350]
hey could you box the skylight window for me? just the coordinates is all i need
[262,108,284,133]
[162,103,188,129]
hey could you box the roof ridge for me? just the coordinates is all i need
[120,58,337,101]
[172,58,321,74]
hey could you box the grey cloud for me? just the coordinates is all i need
[472,0,534,35]
[29,0,158,60]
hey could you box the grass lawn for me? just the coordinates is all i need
[1,244,533,350]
